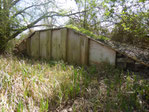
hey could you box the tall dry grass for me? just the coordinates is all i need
[0,55,148,112]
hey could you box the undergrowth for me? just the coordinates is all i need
[0,55,148,111]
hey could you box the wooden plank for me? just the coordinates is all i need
[67,29,81,65]
[40,31,48,59]
[30,32,40,58]
[61,28,67,61]
[47,30,52,60]
[26,38,31,56]
[89,40,116,65]
[80,35,89,65]
[52,30,61,60]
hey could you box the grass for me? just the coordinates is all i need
[0,55,148,112]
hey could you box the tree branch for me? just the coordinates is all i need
[10,11,86,39]
[10,0,20,8]
[12,1,54,18]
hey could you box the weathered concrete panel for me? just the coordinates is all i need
[52,30,61,60]
[89,40,116,65]
[30,32,40,58]
[40,31,48,59]
[47,30,52,60]
[67,29,81,65]
[26,28,117,66]
[61,28,67,61]
[80,35,89,65]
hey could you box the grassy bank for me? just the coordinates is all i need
[0,55,148,111]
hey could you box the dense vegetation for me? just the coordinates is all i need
[0,55,148,111]
[68,0,149,47]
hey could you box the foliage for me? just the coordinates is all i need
[68,0,149,47]
[0,55,148,111]
[0,0,56,52]
[4,29,34,54]
[111,11,149,45]
[0,0,81,53]
[5,38,17,53]
[102,0,149,45]
[66,25,109,41]
[67,0,110,36]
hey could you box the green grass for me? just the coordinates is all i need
[0,55,148,111]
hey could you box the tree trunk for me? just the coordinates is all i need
[0,35,8,54]
[0,0,11,53]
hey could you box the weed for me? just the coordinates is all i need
[17,101,24,112]
[40,99,49,112]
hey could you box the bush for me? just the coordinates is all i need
[111,12,149,48]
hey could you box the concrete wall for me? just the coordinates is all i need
[30,32,40,58]
[40,31,48,58]
[26,28,116,66]
[89,40,116,65]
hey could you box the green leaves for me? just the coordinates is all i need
[139,0,146,2]
[105,11,110,16]
[111,0,117,2]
